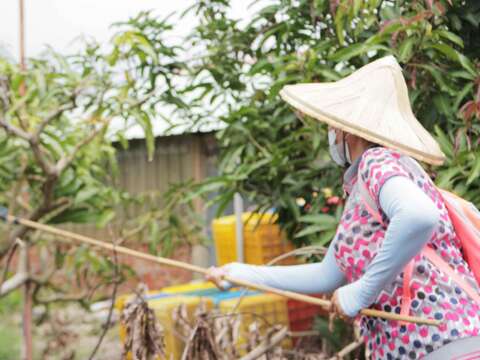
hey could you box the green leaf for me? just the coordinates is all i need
[467,157,480,185]
[329,44,365,62]
[436,167,461,189]
[294,224,332,238]
[334,6,346,46]
[434,125,454,159]
[49,208,100,224]
[96,209,115,228]
[419,64,456,96]
[453,83,474,109]
[432,94,451,116]
[299,213,337,225]
[435,30,464,48]
[329,44,389,62]
[134,111,155,161]
[398,37,416,62]
[74,187,99,205]
[427,43,476,77]
[313,229,337,246]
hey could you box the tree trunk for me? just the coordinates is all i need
[19,241,33,360]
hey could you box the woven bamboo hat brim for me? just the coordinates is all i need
[279,55,446,165]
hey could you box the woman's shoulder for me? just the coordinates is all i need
[358,146,415,195]
[358,147,405,173]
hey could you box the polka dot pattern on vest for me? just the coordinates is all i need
[333,147,480,359]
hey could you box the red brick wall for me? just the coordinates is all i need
[8,243,194,296]
[117,244,193,293]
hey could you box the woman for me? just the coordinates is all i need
[206,56,480,359]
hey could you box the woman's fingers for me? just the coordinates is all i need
[205,266,228,290]
[329,290,351,327]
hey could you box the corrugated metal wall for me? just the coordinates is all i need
[68,132,218,241]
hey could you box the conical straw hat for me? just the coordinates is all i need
[279,55,445,165]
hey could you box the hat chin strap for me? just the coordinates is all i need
[343,132,352,166]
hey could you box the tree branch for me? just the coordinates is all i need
[0,238,20,290]
[88,234,119,360]
[34,290,89,305]
[0,114,31,140]
[328,340,364,360]
[55,120,111,174]
[239,326,289,360]
[28,136,56,175]
[34,102,76,137]
[0,272,28,297]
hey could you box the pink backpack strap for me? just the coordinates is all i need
[422,246,480,304]
[357,175,417,320]
[399,261,414,325]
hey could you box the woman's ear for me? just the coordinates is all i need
[335,129,343,144]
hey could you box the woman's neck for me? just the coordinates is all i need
[349,139,373,164]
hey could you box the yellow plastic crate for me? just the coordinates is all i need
[212,212,296,266]
[218,293,291,354]
[161,281,216,295]
[119,295,214,360]
[115,290,164,313]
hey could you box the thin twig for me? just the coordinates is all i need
[0,272,28,296]
[0,238,20,289]
[55,120,110,174]
[328,339,363,360]
[88,227,120,360]
[239,326,288,360]
[34,102,76,137]
[0,115,31,140]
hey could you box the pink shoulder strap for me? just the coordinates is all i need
[423,246,480,304]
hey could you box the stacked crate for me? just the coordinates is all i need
[212,212,296,266]
[287,294,326,332]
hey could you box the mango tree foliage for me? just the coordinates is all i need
[0,12,202,310]
[167,0,480,246]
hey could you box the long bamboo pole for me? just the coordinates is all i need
[3,213,440,327]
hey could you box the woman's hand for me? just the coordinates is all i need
[330,289,349,320]
[328,289,353,331]
[205,266,229,290]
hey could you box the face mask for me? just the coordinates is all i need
[328,129,351,167]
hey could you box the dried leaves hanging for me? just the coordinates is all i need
[178,300,219,360]
[121,290,165,360]
[181,313,219,360]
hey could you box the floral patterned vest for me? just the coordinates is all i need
[333,147,480,360]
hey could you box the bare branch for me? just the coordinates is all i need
[28,136,56,175]
[239,326,289,360]
[55,119,111,174]
[0,272,28,297]
[0,238,20,290]
[328,340,363,360]
[35,102,76,137]
[0,114,31,140]
[4,196,69,251]
[34,290,89,305]
[88,230,119,360]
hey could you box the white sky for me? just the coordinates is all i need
[0,0,253,59]
[0,0,261,138]
[0,1,273,238]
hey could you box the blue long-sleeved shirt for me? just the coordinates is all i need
[220,175,440,317]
